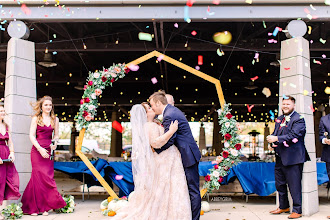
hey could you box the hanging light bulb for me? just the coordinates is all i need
[184,40,188,48]
[83,42,87,50]
[116,38,119,44]
[45,47,48,54]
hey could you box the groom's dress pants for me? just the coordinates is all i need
[184,162,201,220]
[275,156,303,214]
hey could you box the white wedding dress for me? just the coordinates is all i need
[113,109,191,220]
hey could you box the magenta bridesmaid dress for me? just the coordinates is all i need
[21,124,66,214]
[0,128,21,205]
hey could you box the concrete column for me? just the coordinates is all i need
[212,111,222,155]
[110,111,122,157]
[280,36,318,216]
[4,38,36,197]
[199,123,206,151]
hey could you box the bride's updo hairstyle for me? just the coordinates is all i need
[141,102,149,113]
[149,90,168,105]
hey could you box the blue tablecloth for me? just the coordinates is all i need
[54,160,329,197]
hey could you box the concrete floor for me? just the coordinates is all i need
[8,171,330,220]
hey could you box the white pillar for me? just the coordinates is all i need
[4,38,36,197]
[280,36,319,216]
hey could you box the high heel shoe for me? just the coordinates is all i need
[42,211,49,216]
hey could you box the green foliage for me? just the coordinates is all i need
[203,104,242,192]
[54,195,75,213]
[1,203,23,220]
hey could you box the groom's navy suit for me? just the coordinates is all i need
[271,111,310,214]
[155,104,201,220]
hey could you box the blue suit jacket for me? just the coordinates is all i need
[319,114,330,163]
[272,111,310,166]
[154,105,201,167]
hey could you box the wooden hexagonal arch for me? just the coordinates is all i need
[75,50,226,199]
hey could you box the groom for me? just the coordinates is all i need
[149,91,202,220]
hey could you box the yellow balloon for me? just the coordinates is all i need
[213,31,232,45]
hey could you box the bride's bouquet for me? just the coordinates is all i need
[101,196,129,217]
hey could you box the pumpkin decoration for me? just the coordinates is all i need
[108,211,116,216]
[200,210,205,215]
[201,201,211,212]
[107,196,114,203]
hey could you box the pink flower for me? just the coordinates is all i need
[104,69,108,72]
[111,78,115,83]
[115,67,121,73]
[85,114,92,121]
[216,156,223,164]
[95,89,102,96]
[84,85,87,90]
[82,111,88,117]
[88,81,93,86]
[205,175,211,181]
[80,99,84,105]
[223,151,229,159]
[124,67,130,74]
[84,97,90,103]
[214,165,219,169]
[110,72,117,78]
[218,177,224,183]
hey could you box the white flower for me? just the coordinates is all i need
[91,93,96,99]
[224,141,230,148]
[158,114,163,122]
[230,149,238,156]
[69,201,75,207]
[225,122,230,128]
[94,72,100,78]
[285,116,291,122]
[212,171,220,178]
[67,207,74,213]
[88,105,95,110]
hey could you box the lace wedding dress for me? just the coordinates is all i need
[113,121,191,220]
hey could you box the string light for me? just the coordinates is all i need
[46,83,48,86]
[179,57,182,61]
[116,38,119,44]
[184,40,188,48]
[69,73,72,77]
[45,47,48,54]
[40,73,42,77]
[67,82,70,85]
[83,42,87,50]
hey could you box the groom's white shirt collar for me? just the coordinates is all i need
[161,104,169,116]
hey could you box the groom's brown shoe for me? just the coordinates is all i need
[270,208,290,214]
[288,212,302,219]
[327,216,330,219]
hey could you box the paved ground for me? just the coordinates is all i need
[3,171,329,220]
[17,195,330,220]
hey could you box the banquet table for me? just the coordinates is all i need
[54,159,329,197]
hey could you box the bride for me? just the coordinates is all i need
[113,103,191,220]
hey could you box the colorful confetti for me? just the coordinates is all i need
[262,87,271,98]
[313,59,322,65]
[138,32,152,41]
[186,0,196,7]
[240,66,244,73]
[289,83,296,88]
[272,27,280,37]
[191,30,197,36]
[308,26,312,34]
[157,55,164,62]
[112,121,124,133]
[309,104,315,112]
[115,175,124,180]
[320,38,326,44]
[245,0,252,4]
[21,4,31,15]
[270,110,275,120]
[250,76,258,81]
[322,54,326,58]
[151,77,158,84]
[247,104,254,113]
[283,141,289,147]
[174,23,179,28]
[254,52,259,59]
[184,6,191,23]
[128,64,139,71]
[283,94,289,99]
[263,21,266,28]
[310,4,316,10]
[213,0,220,4]
[198,55,203,65]
[292,138,298,143]
[284,67,290,70]
[195,66,200,70]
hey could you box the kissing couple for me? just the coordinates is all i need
[113,90,202,220]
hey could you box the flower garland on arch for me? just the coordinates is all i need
[75,63,129,130]
[203,104,242,192]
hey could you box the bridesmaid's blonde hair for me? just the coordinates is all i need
[31,96,55,127]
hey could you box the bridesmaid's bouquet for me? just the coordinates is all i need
[55,195,75,213]
[1,202,23,219]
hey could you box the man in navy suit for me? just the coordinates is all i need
[149,91,202,220]
[267,96,310,219]
[319,113,330,219]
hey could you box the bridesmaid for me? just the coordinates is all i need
[21,96,66,216]
[0,103,21,220]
